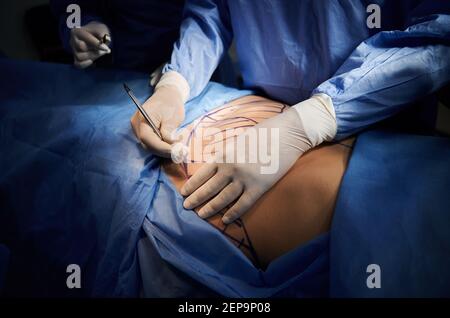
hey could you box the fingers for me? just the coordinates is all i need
[197,182,244,218]
[139,123,172,158]
[72,36,109,53]
[222,193,255,224]
[181,164,217,197]
[160,123,177,144]
[130,108,177,157]
[71,29,110,69]
[71,37,89,52]
[86,24,110,42]
[75,28,104,49]
[130,111,142,138]
[74,50,108,62]
[183,173,232,210]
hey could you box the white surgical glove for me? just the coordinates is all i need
[70,21,111,69]
[130,71,190,157]
[149,63,165,87]
[181,94,337,224]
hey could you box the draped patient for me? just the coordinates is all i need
[163,96,354,269]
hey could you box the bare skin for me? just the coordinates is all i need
[163,96,354,268]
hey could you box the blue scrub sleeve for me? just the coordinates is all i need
[315,12,450,140]
[163,0,233,100]
[50,0,105,53]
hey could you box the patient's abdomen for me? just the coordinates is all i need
[163,95,354,269]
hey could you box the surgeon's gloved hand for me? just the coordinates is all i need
[130,71,190,157]
[149,63,165,87]
[181,94,337,224]
[70,21,111,69]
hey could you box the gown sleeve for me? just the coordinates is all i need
[314,3,450,140]
[162,0,233,100]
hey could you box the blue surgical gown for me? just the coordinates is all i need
[164,0,450,139]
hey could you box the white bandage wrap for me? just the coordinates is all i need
[292,93,337,147]
[155,71,190,103]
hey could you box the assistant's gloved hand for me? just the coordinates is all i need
[131,71,190,157]
[181,94,337,224]
[70,22,111,69]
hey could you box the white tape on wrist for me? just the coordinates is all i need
[292,94,337,147]
[155,71,190,103]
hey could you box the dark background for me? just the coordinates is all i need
[0,0,449,135]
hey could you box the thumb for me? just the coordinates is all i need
[87,22,109,38]
[160,122,178,144]
[130,111,142,138]
[139,123,172,158]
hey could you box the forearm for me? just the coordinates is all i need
[163,0,233,100]
[314,13,450,140]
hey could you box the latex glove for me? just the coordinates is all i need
[70,21,111,69]
[181,94,337,224]
[149,63,165,87]
[130,71,190,157]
